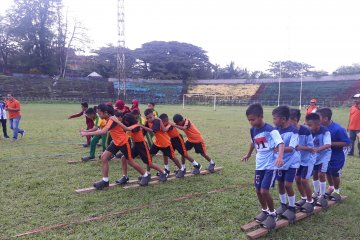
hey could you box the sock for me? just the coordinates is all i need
[181,164,186,171]
[262,208,269,213]
[313,180,320,194]
[279,194,287,204]
[210,159,215,164]
[320,181,326,195]
[301,196,307,200]
[334,188,340,194]
[288,195,296,207]
[164,164,169,170]
[306,199,314,203]
[268,211,276,216]
[102,177,109,182]
[192,160,199,166]
[143,172,148,177]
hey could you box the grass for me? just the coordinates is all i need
[1,103,359,239]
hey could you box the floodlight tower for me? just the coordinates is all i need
[117,0,126,100]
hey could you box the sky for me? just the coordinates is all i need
[1,0,360,73]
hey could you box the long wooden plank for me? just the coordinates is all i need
[68,153,163,164]
[246,196,347,239]
[75,167,223,193]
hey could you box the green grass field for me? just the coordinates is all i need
[1,104,360,239]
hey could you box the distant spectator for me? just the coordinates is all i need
[68,102,93,147]
[5,93,25,141]
[0,95,10,139]
[305,99,318,116]
[115,100,131,114]
[131,99,140,113]
[348,93,360,157]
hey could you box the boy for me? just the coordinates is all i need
[109,113,168,183]
[159,113,201,177]
[172,114,216,172]
[289,109,316,212]
[0,95,9,138]
[80,108,108,161]
[305,113,331,207]
[317,108,350,201]
[141,109,183,178]
[242,103,284,229]
[131,109,153,147]
[68,102,93,147]
[81,104,149,189]
[147,102,159,117]
[272,106,300,222]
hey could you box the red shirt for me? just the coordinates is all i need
[349,105,360,130]
[5,98,21,119]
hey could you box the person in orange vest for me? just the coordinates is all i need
[305,99,318,116]
[5,93,25,141]
[348,94,360,156]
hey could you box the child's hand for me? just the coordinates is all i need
[275,158,283,167]
[312,148,318,153]
[110,116,117,121]
[241,154,251,162]
[80,132,87,137]
[170,122,176,126]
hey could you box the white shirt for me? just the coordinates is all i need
[0,102,7,119]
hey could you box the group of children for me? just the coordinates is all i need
[243,104,350,229]
[73,101,216,190]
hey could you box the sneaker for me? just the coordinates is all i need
[116,176,129,185]
[4,136,10,139]
[176,169,186,178]
[20,130,26,139]
[312,192,320,200]
[276,203,288,216]
[158,169,170,176]
[207,163,216,173]
[261,214,276,229]
[82,144,89,148]
[325,188,334,197]
[81,156,95,162]
[139,176,149,186]
[255,210,268,223]
[192,164,201,175]
[330,191,342,202]
[158,172,168,182]
[93,180,109,190]
[295,198,307,207]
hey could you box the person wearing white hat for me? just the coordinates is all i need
[348,94,360,156]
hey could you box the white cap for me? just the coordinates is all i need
[353,93,360,98]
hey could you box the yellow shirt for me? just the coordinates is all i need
[94,115,106,129]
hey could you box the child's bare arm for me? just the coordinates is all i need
[242,143,255,162]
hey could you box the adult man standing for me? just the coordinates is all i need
[0,95,10,139]
[5,93,25,141]
[348,94,360,157]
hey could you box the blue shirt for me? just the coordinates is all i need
[276,125,300,170]
[327,121,350,168]
[312,125,332,165]
[250,123,284,170]
[298,125,316,166]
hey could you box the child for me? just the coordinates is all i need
[159,113,201,177]
[317,108,350,201]
[109,113,168,183]
[141,109,183,178]
[272,106,300,222]
[0,95,9,138]
[115,100,131,115]
[68,102,93,147]
[172,114,216,172]
[305,113,332,207]
[242,103,284,229]
[147,102,159,117]
[131,99,140,113]
[80,107,108,161]
[81,104,149,189]
[289,109,316,212]
[131,109,153,147]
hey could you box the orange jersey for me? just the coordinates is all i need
[129,124,145,143]
[349,106,360,130]
[183,119,203,143]
[105,119,129,146]
[5,98,21,119]
[146,119,171,148]
[166,125,180,138]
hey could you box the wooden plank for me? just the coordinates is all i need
[245,196,347,239]
[68,153,163,164]
[241,221,260,232]
[75,167,223,193]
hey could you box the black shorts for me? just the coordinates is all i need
[106,141,132,160]
[132,141,152,164]
[171,135,187,156]
[149,144,175,159]
[185,141,206,154]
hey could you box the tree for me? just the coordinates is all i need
[0,15,18,73]
[7,0,63,74]
[133,41,213,80]
[333,64,360,75]
[267,60,314,78]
